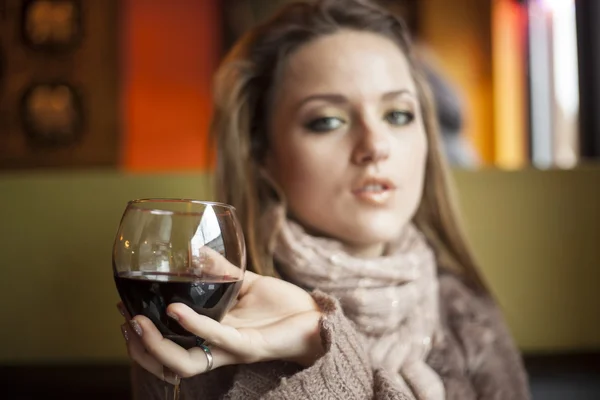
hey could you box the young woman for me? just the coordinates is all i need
[119,0,530,398]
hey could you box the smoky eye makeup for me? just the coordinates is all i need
[384,109,415,126]
[304,116,346,132]
[383,99,418,126]
[301,107,348,133]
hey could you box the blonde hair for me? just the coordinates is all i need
[210,0,487,291]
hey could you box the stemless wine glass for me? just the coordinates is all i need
[113,198,246,350]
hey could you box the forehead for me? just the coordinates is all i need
[276,30,416,100]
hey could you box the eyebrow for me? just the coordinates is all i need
[295,89,417,110]
[382,89,416,101]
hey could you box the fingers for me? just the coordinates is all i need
[166,304,258,361]
[121,323,180,385]
[193,246,245,280]
[238,270,259,296]
[118,303,181,383]
[132,315,195,377]
[117,301,245,379]
[187,344,239,374]
[131,315,240,378]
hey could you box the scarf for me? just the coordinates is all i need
[262,205,445,400]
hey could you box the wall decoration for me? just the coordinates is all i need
[0,0,118,169]
[21,0,82,51]
[20,82,83,146]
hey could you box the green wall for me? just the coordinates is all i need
[453,168,600,353]
[0,169,598,364]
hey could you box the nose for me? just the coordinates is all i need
[351,121,390,166]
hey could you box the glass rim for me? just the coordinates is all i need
[126,198,236,216]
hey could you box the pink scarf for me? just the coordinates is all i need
[263,205,445,400]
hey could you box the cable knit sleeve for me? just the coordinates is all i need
[131,290,411,399]
[131,276,529,400]
[224,290,411,399]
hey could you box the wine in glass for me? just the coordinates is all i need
[112,199,246,398]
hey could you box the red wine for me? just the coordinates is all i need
[115,271,242,349]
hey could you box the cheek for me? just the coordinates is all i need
[394,129,428,203]
[412,131,428,182]
[268,138,347,231]
[411,134,428,207]
[269,140,330,200]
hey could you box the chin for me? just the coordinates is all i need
[344,213,409,246]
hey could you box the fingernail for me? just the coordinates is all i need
[167,311,179,321]
[130,319,143,337]
[117,304,125,316]
[121,324,129,341]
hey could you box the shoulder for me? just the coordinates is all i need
[437,271,496,321]
[433,271,531,399]
[435,271,499,370]
[436,270,507,359]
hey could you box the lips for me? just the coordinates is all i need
[352,177,396,205]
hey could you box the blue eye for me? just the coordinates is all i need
[385,110,414,126]
[305,117,345,133]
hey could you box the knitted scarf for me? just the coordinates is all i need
[263,205,445,400]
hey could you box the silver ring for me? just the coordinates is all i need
[199,344,213,373]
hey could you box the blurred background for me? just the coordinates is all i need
[0,0,599,399]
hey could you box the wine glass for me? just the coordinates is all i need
[112,199,246,397]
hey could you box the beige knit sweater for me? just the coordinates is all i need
[132,272,530,399]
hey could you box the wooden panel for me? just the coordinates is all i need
[0,0,119,169]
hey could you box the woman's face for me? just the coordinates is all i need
[266,30,428,257]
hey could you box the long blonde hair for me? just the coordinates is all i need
[210,0,487,292]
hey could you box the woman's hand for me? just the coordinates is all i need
[119,268,324,384]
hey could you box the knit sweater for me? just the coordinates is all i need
[132,272,530,399]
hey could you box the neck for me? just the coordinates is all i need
[342,242,386,258]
